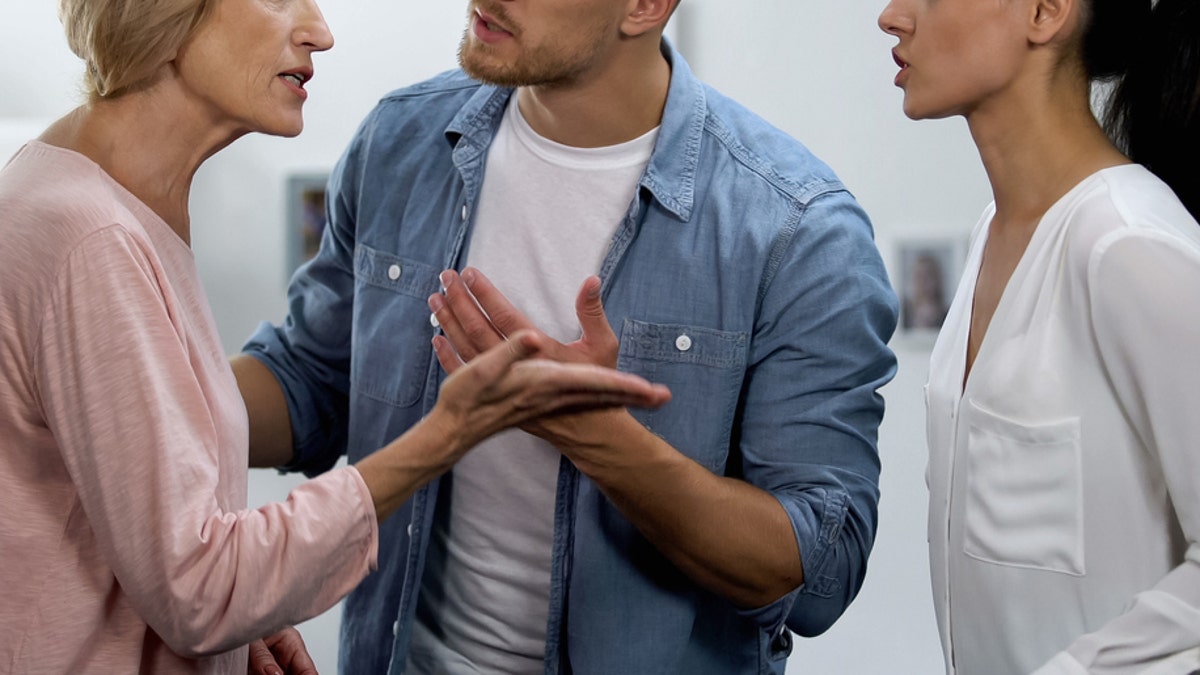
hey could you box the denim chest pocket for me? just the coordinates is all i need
[616,319,749,472]
[962,399,1084,576]
[352,245,442,408]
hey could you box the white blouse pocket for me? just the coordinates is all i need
[962,400,1084,576]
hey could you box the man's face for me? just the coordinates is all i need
[458,0,626,88]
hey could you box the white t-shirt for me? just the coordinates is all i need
[926,165,1200,674]
[408,98,658,674]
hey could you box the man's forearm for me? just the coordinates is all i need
[555,411,805,609]
[230,354,295,469]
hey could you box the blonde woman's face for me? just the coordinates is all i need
[174,0,334,137]
[877,0,1030,120]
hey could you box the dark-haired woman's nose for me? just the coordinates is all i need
[878,1,914,37]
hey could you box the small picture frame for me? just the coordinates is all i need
[894,237,964,338]
[285,172,330,276]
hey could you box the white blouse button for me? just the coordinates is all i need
[387,264,402,281]
[675,334,692,352]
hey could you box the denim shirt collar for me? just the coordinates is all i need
[442,39,703,223]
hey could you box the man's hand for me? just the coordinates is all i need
[429,270,805,610]
[430,268,618,368]
[247,627,318,675]
[429,268,628,451]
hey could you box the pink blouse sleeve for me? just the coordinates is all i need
[33,225,378,656]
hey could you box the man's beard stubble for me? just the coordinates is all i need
[456,17,615,89]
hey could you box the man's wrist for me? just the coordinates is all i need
[552,410,663,475]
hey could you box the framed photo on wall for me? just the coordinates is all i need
[894,237,965,339]
[285,172,330,276]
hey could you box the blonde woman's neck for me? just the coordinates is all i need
[38,80,245,244]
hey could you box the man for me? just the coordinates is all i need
[233,0,898,672]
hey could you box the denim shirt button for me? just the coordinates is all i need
[461,204,469,221]
[387,264,402,281]
[675,334,693,352]
[430,313,440,328]
[393,619,400,636]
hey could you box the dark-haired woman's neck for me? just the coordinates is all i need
[967,75,1129,235]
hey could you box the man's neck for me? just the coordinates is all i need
[516,42,671,148]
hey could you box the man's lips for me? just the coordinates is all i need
[475,9,513,35]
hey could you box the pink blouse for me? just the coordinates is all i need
[0,142,378,673]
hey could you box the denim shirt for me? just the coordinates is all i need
[244,44,897,675]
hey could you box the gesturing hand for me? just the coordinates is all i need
[429,268,618,370]
[429,268,646,452]
[246,627,318,675]
[431,328,668,451]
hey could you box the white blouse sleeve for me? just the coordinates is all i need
[1041,229,1200,673]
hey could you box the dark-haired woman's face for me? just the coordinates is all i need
[174,0,334,138]
[878,0,1031,120]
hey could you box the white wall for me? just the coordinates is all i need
[2,1,992,672]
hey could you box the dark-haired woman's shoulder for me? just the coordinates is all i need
[1058,164,1200,276]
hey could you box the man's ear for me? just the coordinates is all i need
[1027,0,1078,45]
[621,0,677,38]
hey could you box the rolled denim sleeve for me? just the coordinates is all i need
[242,121,370,477]
[737,189,898,637]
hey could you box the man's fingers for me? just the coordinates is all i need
[574,276,605,322]
[439,270,505,358]
[573,276,619,366]
[461,267,534,336]
[262,627,318,675]
[433,335,466,375]
[429,291,483,363]
[246,639,282,675]
[447,329,540,386]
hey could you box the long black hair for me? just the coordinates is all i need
[1101,0,1200,220]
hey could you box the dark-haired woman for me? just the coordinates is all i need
[879,0,1200,673]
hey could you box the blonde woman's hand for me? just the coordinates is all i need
[429,329,669,451]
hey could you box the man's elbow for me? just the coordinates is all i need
[785,546,870,637]
[786,592,853,638]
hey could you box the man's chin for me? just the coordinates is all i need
[458,41,554,88]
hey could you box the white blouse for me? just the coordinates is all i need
[926,165,1200,674]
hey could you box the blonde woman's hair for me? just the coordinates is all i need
[57,0,213,100]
